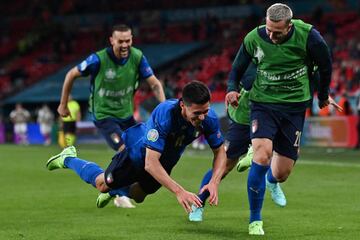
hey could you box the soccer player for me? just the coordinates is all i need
[10,103,30,145]
[57,24,166,207]
[58,95,81,148]
[189,64,255,222]
[46,81,227,213]
[57,24,165,152]
[225,3,341,235]
[189,63,288,222]
[37,104,54,146]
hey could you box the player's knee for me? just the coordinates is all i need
[132,195,146,203]
[277,174,290,183]
[272,171,290,182]
[254,153,271,165]
[95,174,109,192]
[129,183,148,203]
[253,146,272,164]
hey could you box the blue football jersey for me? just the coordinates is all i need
[77,48,154,79]
[122,99,224,169]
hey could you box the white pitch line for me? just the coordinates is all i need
[184,151,360,168]
[298,160,360,168]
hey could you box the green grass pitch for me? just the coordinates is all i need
[0,144,359,240]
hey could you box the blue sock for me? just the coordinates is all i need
[247,161,269,223]
[64,157,104,187]
[266,168,278,184]
[197,169,213,205]
[109,186,130,197]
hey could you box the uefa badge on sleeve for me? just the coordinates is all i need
[147,129,159,142]
[251,119,258,133]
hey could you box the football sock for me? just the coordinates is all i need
[58,131,66,148]
[266,168,278,184]
[247,161,269,222]
[109,186,131,197]
[64,157,104,187]
[197,169,213,204]
[65,134,76,146]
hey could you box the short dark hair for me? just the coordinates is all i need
[112,24,131,34]
[182,81,211,106]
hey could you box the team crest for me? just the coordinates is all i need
[111,133,120,144]
[224,140,230,151]
[254,46,264,63]
[147,129,159,142]
[251,119,258,133]
[105,68,116,80]
[106,173,113,184]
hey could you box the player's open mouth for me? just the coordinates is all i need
[120,48,128,56]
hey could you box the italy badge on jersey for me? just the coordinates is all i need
[251,119,258,133]
[147,129,159,142]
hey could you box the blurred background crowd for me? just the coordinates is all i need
[0,0,359,148]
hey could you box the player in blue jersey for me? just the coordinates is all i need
[57,24,166,208]
[189,63,255,222]
[46,81,227,213]
[226,3,341,235]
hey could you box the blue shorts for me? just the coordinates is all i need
[250,102,305,160]
[94,116,136,151]
[104,150,175,194]
[225,121,251,160]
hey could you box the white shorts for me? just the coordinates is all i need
[14,123,27,135]
[40,124,52,135]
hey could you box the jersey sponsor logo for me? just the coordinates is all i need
[257,66,307,83]
[251,119,258,133]
[254,46,264,63]
[147,129,159,142]
[217,131,221,138]
[98,86,134,98]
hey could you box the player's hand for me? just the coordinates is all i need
[225,91,240,109]
[175,189,202,213]
[57,104,70,118]
[318,96,343,112]
[200,182,219,206]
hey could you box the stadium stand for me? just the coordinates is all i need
[1,0,359,121]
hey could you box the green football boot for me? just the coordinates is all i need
[236,145,253,172]
[249,220,264,235]
[188,205,204,222]
[46,146,77,171]
[266,179,287,207]
[96,192,114,208]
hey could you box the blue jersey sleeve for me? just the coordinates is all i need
[76,53,100,77]
[144,103,172,153]
[227,44,252,92]
[203,109,224,149]
[139,55,154,79]
[307,28,332,101]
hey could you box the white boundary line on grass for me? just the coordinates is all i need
[185,151,360,168]
[298,160,360,168]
